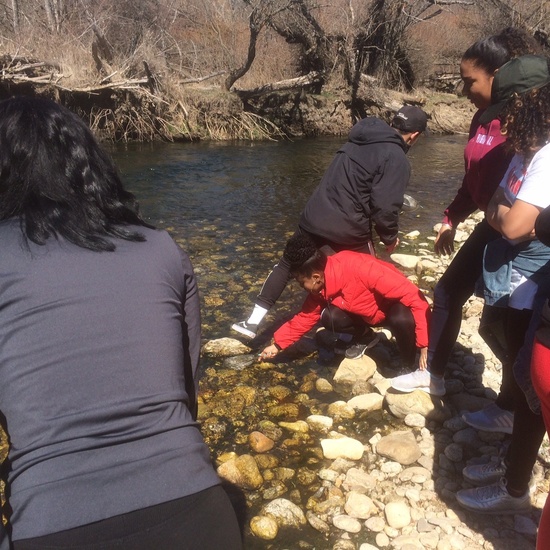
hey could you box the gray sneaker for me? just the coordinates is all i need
[463,458,507,486]
[462,403,514,434]
[456,478,531,514]
[231,321,258,339]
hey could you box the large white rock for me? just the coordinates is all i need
[347,393,384,411]
[384,500,411,529]
[333,356,376,384]
[390,253,420,270]
[321,437,365,460]
[261,498,307,528]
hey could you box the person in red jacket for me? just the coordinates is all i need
[258,235,431,372]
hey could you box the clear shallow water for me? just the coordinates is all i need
[110,134,468,341]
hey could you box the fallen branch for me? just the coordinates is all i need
[180,71,226,84]
[233,71,323,98]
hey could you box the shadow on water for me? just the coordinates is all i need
[107,135,540,549]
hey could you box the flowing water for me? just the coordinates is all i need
[110,135,470,547]
[111,134,467,341]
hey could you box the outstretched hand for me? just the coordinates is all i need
[434,225,455,256]
[258,344,279,362]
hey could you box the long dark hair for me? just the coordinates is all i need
[463,27,541,74]
[0,96,153,251]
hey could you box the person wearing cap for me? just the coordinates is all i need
[231,105,428,344]
[391,28,541,404]
[453,54,550,516]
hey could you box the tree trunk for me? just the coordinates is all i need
[10,0,20,33]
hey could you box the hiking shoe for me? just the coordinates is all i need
[344,332,380,359]
[456,478,530,514]
[390,369,446,397]
[231,321,258,339]
[463,458,507,486]
[462,403,514,435]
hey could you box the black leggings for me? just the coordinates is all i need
[13,485,243,550]
[321,302,417,367]
[255,227,372,310]
[428,219,500,376]
[503,308,546,494]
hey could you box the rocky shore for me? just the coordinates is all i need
[200,211,549,550]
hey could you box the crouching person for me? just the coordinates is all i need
[258,235,431,373]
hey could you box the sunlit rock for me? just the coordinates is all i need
[333,356,376,385]
[217,454,263,490]
[248,431,275,453]
[201,337,251,357]
[250,515,278,540]
[261,498,307,528]
[321,437,364,460]
[375,430,422,465]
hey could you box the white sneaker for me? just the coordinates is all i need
[231,321,258,339]
[456,478,530,514]
[462,403,514,435]
[390,369,445,397]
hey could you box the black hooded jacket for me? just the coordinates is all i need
[299,117,410,246]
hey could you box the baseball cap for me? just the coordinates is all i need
[479,54,550,124]
[391,105,428,133]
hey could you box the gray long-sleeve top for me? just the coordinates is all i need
[0,221,220,548]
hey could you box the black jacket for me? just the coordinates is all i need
[299,117,410,246]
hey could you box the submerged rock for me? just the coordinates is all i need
[261,498,307,528]
[202,337,251,357]
[223,353,256,370]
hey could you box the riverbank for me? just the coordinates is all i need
[0,53,474,141]
[201,212,548,550]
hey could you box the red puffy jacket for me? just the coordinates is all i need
[274,251,431,350]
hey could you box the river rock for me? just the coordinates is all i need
[347,393,383,411]
[306,511,331,534]
[321,437,365,460]
[306,414,333,432]
[375,430,421,465]
[222,353,256,370]
[249,515,278,539]
[332,514,362,533]
[344,491,377,519]
[267,403,299,419]
[384,500,411,529]
[327,400,356,419]
[390,253,420,269]
[343,467,377,492]
[261,498,307,528]
[278,420,309,433]
[404,412,426,427]
[268,385,292,401]
[201,337,251,357]
[216,454,263,489]
[257,420,283,441]
[333,356,377,385]
[315,377,334,393]
[248,431,275,453]
[385,390,451,422]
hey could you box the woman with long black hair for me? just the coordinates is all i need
[0,97,242,550]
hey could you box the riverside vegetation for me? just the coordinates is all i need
[0,1,548,141]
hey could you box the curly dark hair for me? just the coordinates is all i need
[0,96,153,251]
[500,77,550,159]
[463,27,541,74]
[283,234,327,277]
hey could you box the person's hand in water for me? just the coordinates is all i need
[258,344,279,361]
[434,224,455,255]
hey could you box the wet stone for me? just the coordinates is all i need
[250,515,278,540]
